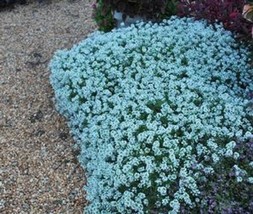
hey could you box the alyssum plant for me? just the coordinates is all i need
[50,17,253,213]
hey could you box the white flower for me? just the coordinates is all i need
[50,16,253,213]
[248,177,253,184]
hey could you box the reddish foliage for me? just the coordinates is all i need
[178,0,252,39]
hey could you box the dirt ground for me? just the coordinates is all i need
[0,1,97,213]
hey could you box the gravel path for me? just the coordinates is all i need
[0,1,96,213]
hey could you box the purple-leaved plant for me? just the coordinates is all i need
[178,0,252,39]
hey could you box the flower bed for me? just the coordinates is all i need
[50,17,253,213]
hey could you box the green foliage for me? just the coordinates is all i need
[92,0,115,32]
[92,0,179,32]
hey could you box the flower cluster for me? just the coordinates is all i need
[50,17,253,213]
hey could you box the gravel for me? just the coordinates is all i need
[0,0,97,213]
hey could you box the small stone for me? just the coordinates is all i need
[34,129,45,137]
[59,132,68,140]
[29,110,43,123]
[0,199,5,209]
[53,199,63,205]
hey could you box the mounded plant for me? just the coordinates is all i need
[50,17,253,213]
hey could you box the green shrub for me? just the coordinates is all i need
[92,0,178,32]
[92,0,116,32]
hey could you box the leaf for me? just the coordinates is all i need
[242,4,253,22]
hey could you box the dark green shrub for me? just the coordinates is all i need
[92,0,116,32]
[92,0,178,32]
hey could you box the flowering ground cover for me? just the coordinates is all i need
[50,17,253,213]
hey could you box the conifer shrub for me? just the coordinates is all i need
[50,17,253,213]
